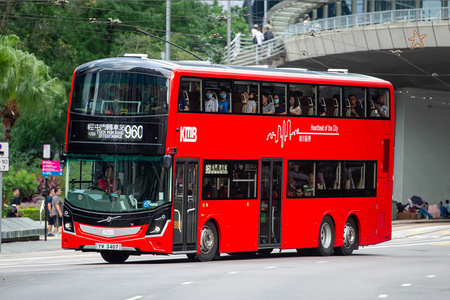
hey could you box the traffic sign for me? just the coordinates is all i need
[0,158,9,171]
[42,160,63,176]
[0,142,9,158]
[43,144,51,159]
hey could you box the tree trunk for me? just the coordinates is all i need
[0,98,21,142]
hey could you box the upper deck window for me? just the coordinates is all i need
[177,76,390,120]
[71,71,169,116]
[368,88,390,118]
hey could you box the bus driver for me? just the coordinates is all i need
[98,166,122,194]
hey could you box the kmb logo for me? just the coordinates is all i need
[180,126,197,142]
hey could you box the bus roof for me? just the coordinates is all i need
[76,56,390,86]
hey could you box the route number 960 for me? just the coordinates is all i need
[124,125,143,139]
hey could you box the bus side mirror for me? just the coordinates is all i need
[163,155,172,169]
[60,157,66,169]
[60,143,67,169]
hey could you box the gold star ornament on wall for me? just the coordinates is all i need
[408,30,427,49]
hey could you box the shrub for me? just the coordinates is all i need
[36,176,61,194]
[2,167,38,204]
[19,208,41,221]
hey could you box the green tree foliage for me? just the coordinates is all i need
[0,35,66,142]
[3,167,38,203]
[2,1,249,82]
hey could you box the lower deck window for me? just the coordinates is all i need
[287,160,376,198]
[202,160,258,200]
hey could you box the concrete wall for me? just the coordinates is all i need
[284,20,450,62]
[393,88,450,206]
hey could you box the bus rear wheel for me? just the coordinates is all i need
[197,220,219,262]
[317,216,335,256]
[100,251,129,263]
[335,218,358,256]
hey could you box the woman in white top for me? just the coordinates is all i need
[246,93,257,113]
[205,89,218,112]
[289,96,302,115]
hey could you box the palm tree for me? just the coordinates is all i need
[0,35,65,142]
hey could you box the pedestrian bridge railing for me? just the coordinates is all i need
[227,33,285,66]
[285,6,450,37]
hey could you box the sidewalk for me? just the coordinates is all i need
[392,218,450,225]
[0,234,62,253]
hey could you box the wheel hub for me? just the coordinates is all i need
[321,223,332,248]
[201,226,214,253]
[343,223,356,248]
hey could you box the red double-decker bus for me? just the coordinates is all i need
[62,55,394,263]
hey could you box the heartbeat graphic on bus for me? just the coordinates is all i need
[266,120,339,148]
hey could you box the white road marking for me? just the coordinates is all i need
[182,282,193,285]
[228,271,240,274]
[265,266,277,269]
[426,275,436,278]
[316,261,329,264]
[378,295,388,298]
[401,283,411,287]
[125,296,143,300]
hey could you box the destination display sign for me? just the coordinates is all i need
[67,119,166,155]
[204,163,229,175]
[87,123,143,142]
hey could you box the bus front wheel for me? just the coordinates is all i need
[100,251,129,263]
[197,220,219,262]
[317,216,335,256]
[335,218,358,256]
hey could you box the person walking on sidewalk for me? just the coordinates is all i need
[46,188,55,236]
[51,187,63,236]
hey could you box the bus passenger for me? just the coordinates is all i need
[178,93,189,111]
[295,186,304,197]
[205,88,218,112]
[289,95,301,115]
[105,86,119,115]
[242,91,249,103]
[318,97,326,116]
[303,173,314,196]
[218,86,230,113]
[274,94,286,115]
[374,94,387,117]
[261,93,275,114]
[246,92,257,113]
[349,94,363,118]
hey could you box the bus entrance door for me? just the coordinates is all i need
[173,160,199,253]
[259,159,283,248]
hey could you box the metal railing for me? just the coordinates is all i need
[285,7,450,37]
[227,33,285,66]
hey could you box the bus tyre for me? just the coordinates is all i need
[197,220,219,262]
[317,216,335,256]
[100,251,129,263]
[335,218,358,256]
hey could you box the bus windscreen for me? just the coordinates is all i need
[66,155,170,213]
[70,71,169,116]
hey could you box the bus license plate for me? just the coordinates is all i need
[95,243,122,250]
